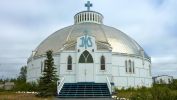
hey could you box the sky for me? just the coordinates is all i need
[0,0,177,79]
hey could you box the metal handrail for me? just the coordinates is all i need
[57,77,65,95]
[106,76,112,95]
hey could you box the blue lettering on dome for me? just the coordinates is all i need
[79,34,92,49]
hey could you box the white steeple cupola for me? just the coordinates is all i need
[74,1,103,24]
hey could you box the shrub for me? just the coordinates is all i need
[116,84,177,100]
[151,85,176,100]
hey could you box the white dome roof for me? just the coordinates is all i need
[34,22,149,58]
[30,7,150,59]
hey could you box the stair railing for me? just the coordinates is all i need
[57,77,65,95]
[106,76,112,95]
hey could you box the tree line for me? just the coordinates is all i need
[0,50,59,97]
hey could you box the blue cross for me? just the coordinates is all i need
[85,1,92,11]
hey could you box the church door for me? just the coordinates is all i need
[78,50,94,82]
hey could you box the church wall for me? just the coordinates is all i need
[112,66,119,77]
[134,57,151,78]
[53,55,60,77]
[27,52,152,89]
[127,77,135,87]
[94,51,112,82]
[27,57,45,82]
[145,78,152,87]
[134,78,143,87]
[57,48,114,83]
[95,51,112,73]
[113,77,128,88]
[111,54,152,89]
[59,51,76,83]
[27,54,61,83]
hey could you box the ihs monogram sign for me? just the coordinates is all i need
[79,34,93,49]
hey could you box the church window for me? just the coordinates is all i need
[95,14,97,21]
[77,16,79,22]
[79,50,93,63]
[84,13,86,21]
[132,61,135,73]
[82,13,84,21]
[149,64,151,76]
[125,60,128,72]
[125,60,135,74]
[93,14,95,21]
[87,13,89,21]
[88,13,90,21]
[79,14,81,22]
[67,56,72,70]
[128,60,132,73]
[100,56,105,70]
[41,61,43,73]
[90,13,92,21]
[92,14,94,21]
[78,15,80,23]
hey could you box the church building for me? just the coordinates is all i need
[27,1,152,98]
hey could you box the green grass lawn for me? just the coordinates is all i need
[115,84,177,100]
[0,92,53,100]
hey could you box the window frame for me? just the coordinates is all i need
[100,55,105,70]
[67,55,72,70]
[79,50,93,63]
[125,60,128,73]
[125,59,135,74]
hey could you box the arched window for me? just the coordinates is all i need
[149,64,151,76]
[129,60,132,73]
[79,14,81,22]
[87,13,89,21]
[125,60,135,74]
[90,13,92,21]
[84,13,86,21]
[82,13,84,21]
[67,56,72,70]
[41,61,43,73]
[79,50,93,63]
[125,60,128,72]
[132,61,135,73]
[93,14,95,21]
[100,56,105,70]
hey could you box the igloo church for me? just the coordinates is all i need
[27,1,152,98]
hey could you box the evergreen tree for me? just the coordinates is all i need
[38,50,58,97]
[17,66,27,82]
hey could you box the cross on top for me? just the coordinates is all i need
[85,1,92,11]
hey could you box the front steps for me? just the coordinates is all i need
[57,82,111,98]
